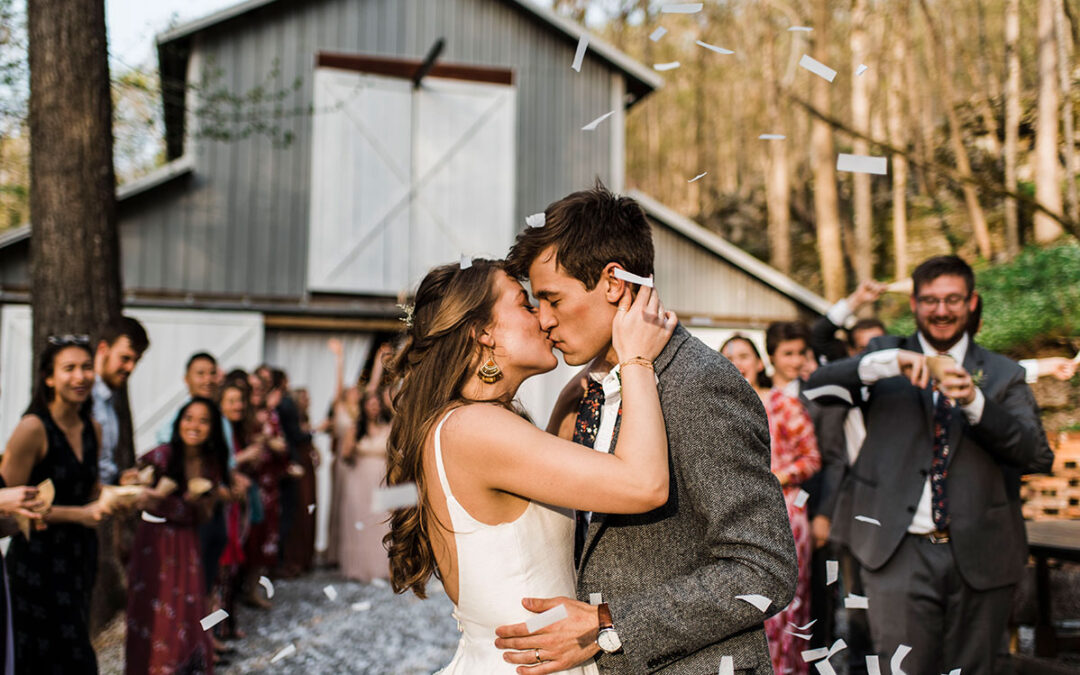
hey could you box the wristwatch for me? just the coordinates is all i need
[596,603,622,653]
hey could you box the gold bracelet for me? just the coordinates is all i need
[619,357,654,371]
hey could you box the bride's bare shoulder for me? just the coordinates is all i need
[440,403,530,442]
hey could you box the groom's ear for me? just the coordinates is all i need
[601,262,628,305]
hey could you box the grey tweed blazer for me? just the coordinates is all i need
[576,325,798,674]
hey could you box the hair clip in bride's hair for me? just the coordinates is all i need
[397,303,415,328]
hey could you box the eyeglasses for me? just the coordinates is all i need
[48,334,91,347]
[915,295,970,310]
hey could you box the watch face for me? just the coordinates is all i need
[598,629,622,653]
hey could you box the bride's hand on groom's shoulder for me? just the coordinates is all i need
[494,596,601,674]
[612,283,678,364]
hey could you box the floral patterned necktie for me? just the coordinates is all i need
[930,391,953,530]
[572,379,605,564]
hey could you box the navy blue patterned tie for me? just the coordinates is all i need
[572,379,605,565]
[930,392,953,530]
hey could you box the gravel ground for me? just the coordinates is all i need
[96,569,460,674]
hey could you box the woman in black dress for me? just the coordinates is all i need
[1,336,109,674]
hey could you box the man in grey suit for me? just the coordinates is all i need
[806,255,1053,674]
[494,183,797,674]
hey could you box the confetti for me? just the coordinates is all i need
[654,61,681,71]
[786,630,813,640]
[837,153,888,175]
[689,172,708,183]
[856,64,869,76]
[866,655,882,675]
[351,601,372,612]
[371,578,389,588]
[270,643,296,663]
[789,619,817,631]
[759,134,787,140]
[460,254,473,270]
[826,560,839,585]
[259,575,275,598]
[803,384,854,405]
[141,512,166,523]
[582,110,617,131]
[946,670,961,675]
[718,655,734,675]
[696,40,734,55]
[525,604,568,633]
[572,34,589,72]
[855,515,882,526]
[371,483,418,511]
[828,639,848,659]
[890,644,912,675]
[525,212,545,228]
[789,26,813,32]
[650,27,668,42]
[735,594,772,612]
[661,2,703,12]
[613,268,654,287]
[802,647,829,662]
[200,609,228,631]
[307,503,316,514]
[815,661,838,675]
[799,54,837,82]
[589,593,603,605]
[354,521,366,531]
[844,594,869,609]
[794,489,810,508]
[323,585,338,601]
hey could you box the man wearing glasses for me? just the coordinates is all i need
[805,255,1052,674]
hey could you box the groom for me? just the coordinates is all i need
[495,182,797,674]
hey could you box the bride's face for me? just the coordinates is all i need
[485,271,558,378]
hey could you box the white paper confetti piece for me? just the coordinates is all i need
[802,647,829,662]
[525,603,568,633]
[735,594,772,612]
[786,630,813,640]
[789,619,817,631]
[759,134,787,140]
[307,503,316,514]
[866,655,882,675]
[351,601,372,612]
[946,670,961,675]
[654,61,681,71]
[200,609,228,631]
[572,34,589,72]
[323,585,338,601]
[141,512,166,523]
[794,489,810,508]
[259,576,275,598]
[689,172,708,183]
[789,26,813,32]
[460,254,473,270]
[799,54,837,82]
[589,593,603,605]
[844,594,869,609]
[718,655,734,675]
[661,2,703,13]
[696,40,734,55]
[371,483,418,511]
[815,660,838,675]
[650,27,668,42]
[582,110,616,131]
[837,153,888,175]
[828,639,848,659]
[612,268,654,288]
[826,560,839,585]
[525,212,545,228]
[270,643,296,663]
[370,578,388,588]
[855,515,882,526]
[890,644,912,675]
[856,64,869,76]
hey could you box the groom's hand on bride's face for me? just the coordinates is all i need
[494,596,601,675]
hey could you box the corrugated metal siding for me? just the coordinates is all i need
[123,0,616,297]
[651,222,804,323]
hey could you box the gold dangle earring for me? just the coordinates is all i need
[478,348,503,384]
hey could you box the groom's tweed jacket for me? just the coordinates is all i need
[576,325,797,674]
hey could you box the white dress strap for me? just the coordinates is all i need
[432,407,458,500]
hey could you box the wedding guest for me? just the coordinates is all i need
[282,386,317,575]
[339,387,392,582]
[0,486,45,675]
[92,317,150,486]
[217,381,253,640]
[240,386,288,601]
[125,397,229,674]
[810,280,887,364]
[269,369,308,577]
[722,332,820,675]
[322,338,360,568]
[2,336,110,674]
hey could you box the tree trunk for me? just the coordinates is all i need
[1056,0,1078,226]
[763,22,791,274]
[812,0,845,301]
[850,0,873,283]
[888,5,910,277]
[27,0,125,634]
[1004,0,1022,257]
[1036,0,1065,242]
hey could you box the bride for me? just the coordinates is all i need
[384,258,676,674]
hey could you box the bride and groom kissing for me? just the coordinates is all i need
[384,182,797,674]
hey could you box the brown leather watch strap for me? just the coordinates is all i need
[597,602,614,631]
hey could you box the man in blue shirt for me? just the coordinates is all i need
[92,317,150,485]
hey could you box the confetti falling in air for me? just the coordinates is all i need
[141,512,166,523]
[572,34,589,72]
[307,503,316,514]
[788,26,813,32]
[525,212,545,228]
[854,515,882,526]
[200,609,228,631]
[826,560,838,585]
[815,660,838,675]
[371,483,418,511]
[589,593,603,605]
[794,489,810,508]
[844,594,869,609]
[460,254,473,270]
[828,639,848,659]
[946,670,961,675]
[856,64,869,76]
[734,594,772,612]
[525,604,568,633]
[890,644,912,675]
[789,619,817,631]
[785,630,813,640]
[837,153,888,175]
[654,61,681,71]
[759,134,787,140]
[259,575,275,598]
[866,655,882,675]
[802,647,829,662]
[351,601,372,612]
[661,2,703,13]
[323,585,338,601]
[650,26,668,42]
[718,655,734,675]
[689,172,708,183]
[582,110,617,131]
[695,40,734,55]
[270,643,297,664]
[354,521,365,531]
[799,54,837,82]
[613,268,654,288]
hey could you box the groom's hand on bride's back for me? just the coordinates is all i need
[494,596,600,674]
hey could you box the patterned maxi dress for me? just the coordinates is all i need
[125,445,215,675]
[6,410,99,675]
[763,388,822,675]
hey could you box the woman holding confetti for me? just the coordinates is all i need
[338,385,392,581]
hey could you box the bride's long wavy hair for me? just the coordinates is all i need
[384,258,514,598]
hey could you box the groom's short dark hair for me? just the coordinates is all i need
[505,179,654,290]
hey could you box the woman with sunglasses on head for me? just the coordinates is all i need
[1,335,111,674]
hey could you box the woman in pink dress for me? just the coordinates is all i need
[338,388,392,581]
[722,328,820,675]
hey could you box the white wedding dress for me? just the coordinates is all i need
[433,409,600,675]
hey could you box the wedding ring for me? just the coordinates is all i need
[535,649,542,663]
